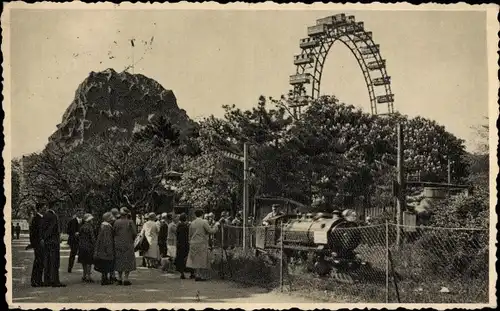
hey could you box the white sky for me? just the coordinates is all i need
[8,9,490,157]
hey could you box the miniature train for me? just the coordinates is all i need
[255,211,369,277]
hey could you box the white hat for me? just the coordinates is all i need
[83,213,94,222]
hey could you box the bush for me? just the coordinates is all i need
[211,248,281,288]
[392,190,490,282]
[410,230,488,279]
[431,191,489,229]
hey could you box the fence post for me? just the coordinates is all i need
[280,221,284,292]
[243,142,249,251]
[388,248,401,303]
[396,123,405,247]
[385,220,389,303]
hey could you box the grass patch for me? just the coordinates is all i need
[211,248,280,289]
[211,245,489,303]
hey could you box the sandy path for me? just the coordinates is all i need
[10,235,314,306]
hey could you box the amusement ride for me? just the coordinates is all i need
[287,13,395,117]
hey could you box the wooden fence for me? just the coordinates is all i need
[354,205,396,220]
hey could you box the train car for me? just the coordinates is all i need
[255,211,368,278]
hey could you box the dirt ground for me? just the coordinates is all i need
[9,234,314,306]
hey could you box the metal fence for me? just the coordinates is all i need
[210,223,489,303]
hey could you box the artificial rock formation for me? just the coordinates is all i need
[48,68,195,149]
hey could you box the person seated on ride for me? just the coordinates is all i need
[262,204,282,226]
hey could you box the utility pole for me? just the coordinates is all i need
[396,123,405,246]
[243,142,249,251]
[447,158,452,184]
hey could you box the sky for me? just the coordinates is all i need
[8,8,491,158]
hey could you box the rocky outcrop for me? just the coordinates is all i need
[48,68,195,149]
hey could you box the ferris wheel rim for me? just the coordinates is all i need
[289,14,395,116]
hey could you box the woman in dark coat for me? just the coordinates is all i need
[113,207,137,285]
[174,213,195,279]
[94,212,115,285]
[158,213,169,258]
[78,213,96,283]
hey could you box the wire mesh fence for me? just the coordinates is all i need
[210,222,489,303]
[283,224,389,303]
[210,224,281,288]
[388,224,489,303]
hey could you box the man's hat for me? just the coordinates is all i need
[120,207,131,216]
[83,213,94,222]
[103,212,114,222]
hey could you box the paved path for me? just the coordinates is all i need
[9,234,314,305]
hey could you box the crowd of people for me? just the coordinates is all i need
[26,201,360,288]
[28,203,236,288]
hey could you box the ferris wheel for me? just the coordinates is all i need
[288,14,395,116]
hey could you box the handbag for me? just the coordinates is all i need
[134,232,150,252]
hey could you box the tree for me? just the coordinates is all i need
[466,118,489,191]
[471,117,489,155]
[177,151,240,212]
[26,143,80,207]
[11,159,24,219]
[20,132,173,219]
[176,94,469,216]
[75,135,168,217]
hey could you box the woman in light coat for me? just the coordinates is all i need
[166,214,177,260]
[186,209,220,281]
[140,212,160,268]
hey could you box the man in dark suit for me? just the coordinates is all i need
[66,209,83,273]
[30,203,45,287]
[15,223,21,239]
[41,203,66,287]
